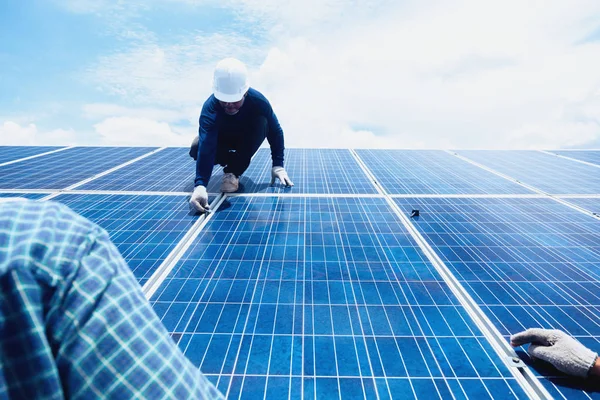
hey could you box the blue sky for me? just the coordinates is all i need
[1,0,600,149]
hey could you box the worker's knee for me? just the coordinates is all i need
[189,136,199,160]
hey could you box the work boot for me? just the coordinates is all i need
[221,173,239,193]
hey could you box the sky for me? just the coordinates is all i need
[1,0,600,149]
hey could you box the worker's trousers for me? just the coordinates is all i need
[189,115,268,177]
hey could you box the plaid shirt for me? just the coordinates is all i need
[0,199,223,399]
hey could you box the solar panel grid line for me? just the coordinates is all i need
[392,197,600,397]
[540,150,600,169]
[149,196,535,398]
[0,145,73,167]
[258,207,295,400]
[0,189,56,194]
[455,150,600,196]
[549,199,600,222]
[76,147,212,193]
[349,150,385,196]
[349,151,552,399]
[262,198,302,400]
[354,201,526,398]
[154,197,275,395]
[446,150,600,222]
[203,148,378,195]
[0,192,48,200]
[388,194,548,198]
[312,199,381,399]
[558,195,600,198]
[51,193,207,285]
[317,198,379,399]
[353,149,534,195]
[62,147,167,191]
[142,194,226,298]
[216,197,284,398]
[228,193,385,198]
[333,149,380,194]
[0,147,159,189]
[45,189,191,196]
[443,150,547,196]
[210,201,274,394]
[335,199,462,399]
[383,197,552,400]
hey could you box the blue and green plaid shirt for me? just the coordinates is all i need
[0,199,223,399]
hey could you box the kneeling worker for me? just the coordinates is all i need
[190,58,293,213]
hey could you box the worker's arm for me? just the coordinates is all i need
[511,328,598,378]
[194,98,219,187]
[262,100,285,168]
[191,99,219,212]
[0,200,223,399]
[259,97,293,186]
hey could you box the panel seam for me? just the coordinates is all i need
[0,146,74,168]
[350,149,552,400]
[446,150,600,221]
[142,194,226,299]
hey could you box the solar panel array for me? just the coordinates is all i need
[1,146,600,400]
[550,150,600,167]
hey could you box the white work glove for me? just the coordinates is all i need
[511,328,598,377]
[189,185,210,213]
[270,166,294,187]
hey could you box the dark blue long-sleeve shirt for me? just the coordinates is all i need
[194,88,285,187]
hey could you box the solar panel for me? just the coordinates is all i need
[0,146,63,164]
[5,144,600,398]
[206,149,378,194]
[355,150,533,195]
[394,197,600,399]
[0,192,48,200]
[78,147,222,193]
[456,150,600,194]
[563,197,600,215]
[53,193,209,286]
[0,147,156,189]
[150,196,529,399]
[550,151,600,166]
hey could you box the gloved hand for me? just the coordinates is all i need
[270,166,294,187]
[511,328,598,377]
[189,185,209,213]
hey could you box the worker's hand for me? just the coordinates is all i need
[511,328,598,378]
[270,166,294,187]
[189,185,210,213]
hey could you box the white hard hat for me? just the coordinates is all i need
[212,58,250,103]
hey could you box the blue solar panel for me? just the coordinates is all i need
[356,150,533,195]
[0,146,63,164]
[0,146,156,189]
[205,149,378,194]
[456,150,600,194]
[78,147,223,193]
[394,197,600,399]
[0,192,47,200]
[551,150,600,166]
[150,196,528,399]
[53,194,209,286]
[563,197,600,214]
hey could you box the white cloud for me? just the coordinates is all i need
[83,103,196,123]
[250,0,600,149]
[79,0,600,149]
[86,33,261,106]
[94,117,190,146]
[0,121,79,145]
